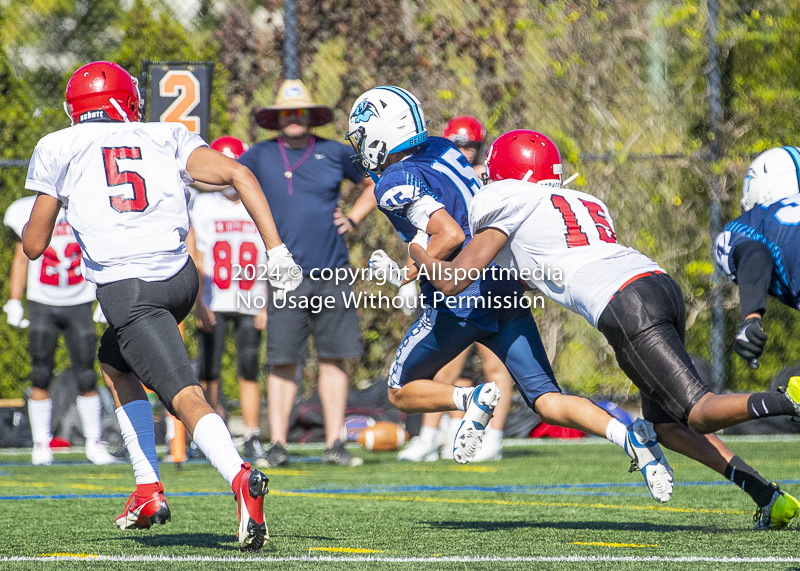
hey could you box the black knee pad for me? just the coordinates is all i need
[29,367,52,390]
[76,369,98,394]
[238,346,260,381]
[157,364,201,417]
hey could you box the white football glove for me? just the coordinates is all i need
[408,229,430,255]
[368,250,403,287]
[3,299,29,329]
[266,244,303,302]
[397,281,420,316]
[93,304,108,324]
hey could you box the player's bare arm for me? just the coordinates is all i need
[186,226,215,332]
[334,178,376,234]
[21,193,61,260]
[9,242,29,301]
[401,208,466,284]
[191,180,230,193]
[410,227,509,295]
[186,147,283,252]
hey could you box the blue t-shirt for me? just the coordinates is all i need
[375,137,525,330]
[715,195,800,309]
[238,137,363,272]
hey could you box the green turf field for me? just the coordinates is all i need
[1,436,799,570]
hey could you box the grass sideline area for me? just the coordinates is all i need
[0,437,799,570]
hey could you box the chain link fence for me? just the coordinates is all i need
[2,0,794,403]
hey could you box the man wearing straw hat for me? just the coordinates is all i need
[239,79,375,468]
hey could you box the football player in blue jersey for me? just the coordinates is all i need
[716,146,800,397]
[345,86,675,503]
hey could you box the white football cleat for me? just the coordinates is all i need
[453,382,501,464]
[397,436,439,462]
[32,441,53,466]
[86,439,118,465]
[624,418,673,503]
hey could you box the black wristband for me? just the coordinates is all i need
[346,217,357,228]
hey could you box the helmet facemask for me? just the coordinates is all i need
[345,126,375,178]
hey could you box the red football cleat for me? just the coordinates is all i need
[115,482,171,530]
[232,462,269,552]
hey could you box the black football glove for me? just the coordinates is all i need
[733,316,768,362]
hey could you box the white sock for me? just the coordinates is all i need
[453,387,473,411]
[76,394,103,442]
[192,413,244,486]
[28,398,53,445]
[483,427,503,445]
[243,426,261,440]
[418,425,438,444]
[165,414,175,443]
[116,401,160,485]
[605,418,628,449]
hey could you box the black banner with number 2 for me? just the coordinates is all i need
[144,61,212,143]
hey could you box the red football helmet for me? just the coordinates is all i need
[65,61,141,124]
[485,130,563,186]
[442,116,486,146]
[210,136,249,159]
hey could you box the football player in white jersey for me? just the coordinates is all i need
[410,129,800,529]
[4,197,115,466]
[22,61,302,551]
[188,136,268,462]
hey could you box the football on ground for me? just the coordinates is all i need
[357,421,409,451]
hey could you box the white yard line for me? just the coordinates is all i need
[2,555,800,563]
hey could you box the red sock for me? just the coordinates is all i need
[136,482,163,496]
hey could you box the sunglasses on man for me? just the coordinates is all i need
[279,109,309,118]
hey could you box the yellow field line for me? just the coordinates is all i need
[571,541,659,548]
[66,474,123,480]
[38,553,98,558]
[308,547,384,553]
[271,490,749,515]
[438,466,499,473]
[395,465,499,473]
[0,481,51,488]
[259,470,310,476]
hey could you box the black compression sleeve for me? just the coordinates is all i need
[732,240,774,319]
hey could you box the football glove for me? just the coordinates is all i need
[3,299,29,329]
[266,244,303,302]
[397,281,420,316]
[368,250,402,287]
[408,230,429,255]
[93,304,108,324]
[734,316,768,362]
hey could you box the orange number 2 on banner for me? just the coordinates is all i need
[159,70,201,134]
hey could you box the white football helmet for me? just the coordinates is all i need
[346,86,428,174]
[741,146,800,211]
